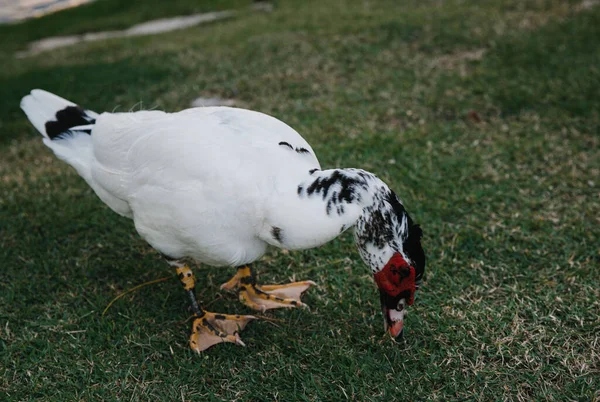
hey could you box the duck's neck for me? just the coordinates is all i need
[351,174,408,274]
[298,168,408,273]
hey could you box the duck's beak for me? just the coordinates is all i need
[380,292,405,339]
[388,314,404,338]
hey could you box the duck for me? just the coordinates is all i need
[20,89,426,352]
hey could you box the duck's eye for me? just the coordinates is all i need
[396,300,405,311]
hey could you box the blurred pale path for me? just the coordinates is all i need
[0,0,94,23]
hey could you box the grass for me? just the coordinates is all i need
[1,0,599,400]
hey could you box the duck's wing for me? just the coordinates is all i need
[89,109,168,208]
[178,107,321,169]
[89,106,320,211]
[89,106,321,264]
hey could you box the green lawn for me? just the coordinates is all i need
[1,0,599,400]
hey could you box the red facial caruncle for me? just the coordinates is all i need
[373,252,416,305]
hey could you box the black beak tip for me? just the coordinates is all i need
[395,329,404,340]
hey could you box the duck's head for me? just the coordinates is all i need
[374,251,420,338]
[354,185,425,339]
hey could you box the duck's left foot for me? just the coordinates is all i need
[220,266,316,312]
[190,311,256,352]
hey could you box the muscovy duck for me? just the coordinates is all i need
[20,89,425,352]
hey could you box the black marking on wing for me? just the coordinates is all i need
[309,168,319,174]
[279,141,312,156]
[271,226,283,243]
[45,106,95,140]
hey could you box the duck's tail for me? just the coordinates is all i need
[20,89,99,183]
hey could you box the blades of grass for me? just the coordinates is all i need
[101,277,170,317]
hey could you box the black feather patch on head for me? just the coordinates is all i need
[387,191,426,285]
[45,106,95,139]
[405,223,425,285]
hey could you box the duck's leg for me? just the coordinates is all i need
[171,262,256,352]
[220,265,316,312]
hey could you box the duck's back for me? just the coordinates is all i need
[90,107,321,265]
[92,107,319,189]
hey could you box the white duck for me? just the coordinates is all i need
[20,89,426,352]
